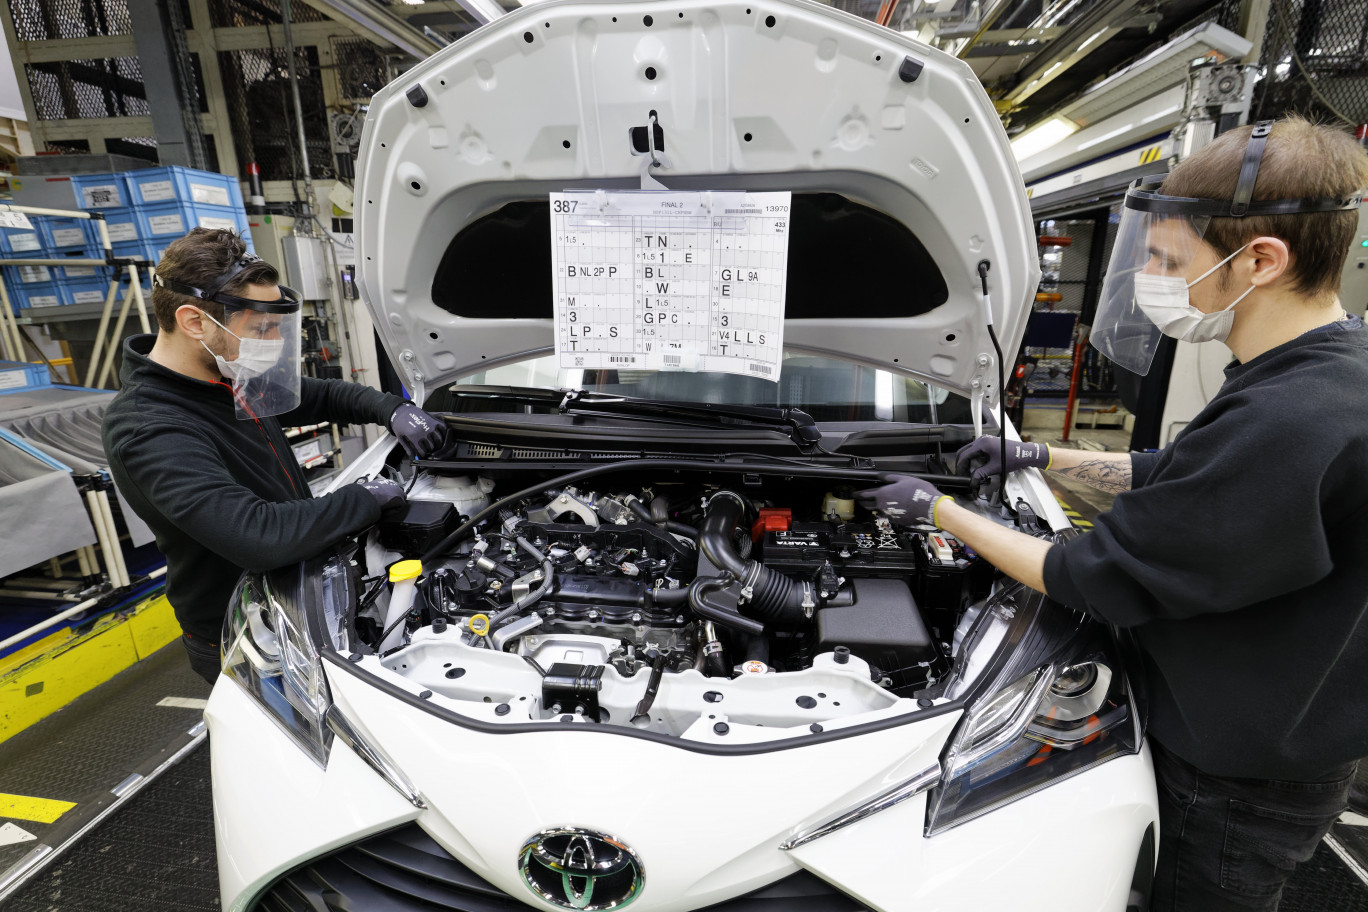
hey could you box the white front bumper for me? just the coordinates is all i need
[210,665,1156,912]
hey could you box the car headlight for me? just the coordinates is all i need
[926,627,1139,834]
[223,566,334,766]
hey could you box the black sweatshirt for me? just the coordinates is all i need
[103,334,404,642]
[1044,320,1368,781]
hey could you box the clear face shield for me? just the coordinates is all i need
[1090,121,1364,376]
[155,254,304,419]
[205,299,303,419]
[1090,200,1214,376]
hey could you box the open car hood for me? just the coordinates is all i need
[355,0,1039,405]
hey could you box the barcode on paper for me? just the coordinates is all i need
[663,354,682,366]
[609,356,636,364]
[749,363,773,375]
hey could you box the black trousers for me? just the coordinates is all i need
[181,633,221,686]
[1150,738,1355,911]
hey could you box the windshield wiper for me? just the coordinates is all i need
[452,386,823,451]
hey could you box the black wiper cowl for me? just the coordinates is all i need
[557,389,824,452]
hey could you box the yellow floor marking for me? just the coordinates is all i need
[128,595,181,660]
[0,627,74,677]
[0,594,179,745]
[0,792,76,824]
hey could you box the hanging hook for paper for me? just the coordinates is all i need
[647,113,662,168]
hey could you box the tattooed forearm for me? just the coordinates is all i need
[1056,458,1133,494]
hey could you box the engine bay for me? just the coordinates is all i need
[341,466,1007,741]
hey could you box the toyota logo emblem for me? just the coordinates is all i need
[519,827,645,910]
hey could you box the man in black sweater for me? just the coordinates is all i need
[103,228,451,684]
[861,118,1368,909]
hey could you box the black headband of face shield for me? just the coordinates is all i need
[154,253,302,315]
[1124,120,1365,219]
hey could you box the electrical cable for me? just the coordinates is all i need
[979,260,1018,519]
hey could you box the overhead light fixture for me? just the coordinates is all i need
[1017,86,1186,182]
[1057,22,1252,127]
[1075,28,1108,53]
[1139,103,1182,125]
[1011,117,1080,161]
[1075,123,1135,151]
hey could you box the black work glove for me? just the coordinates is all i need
[854,474,951,526]
[955,437,1050,486]
[389,402,454,460]
[358,477,407,518]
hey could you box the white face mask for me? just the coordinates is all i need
[198,310,284,380]
[1133,244,1256,344]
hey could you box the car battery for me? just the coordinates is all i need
[910,528,983,611]
[761,520,919,578]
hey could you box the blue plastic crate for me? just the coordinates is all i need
[70,173,131,209]
[96,207,142,246]
[8,281,61,310]
[5,263,54,285]
[38,215,98,250]
[115,270,154,295]
[44,244,108,281]
[54,262,111,282]
[109,245,154,290]
[61,276,113,307]
[0,226,42,255]
[111,239,157,265]
[136,200,251,241]
[128,166,240,209]
[0,360,50,391]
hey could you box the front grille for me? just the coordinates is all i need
[250,823,868,911]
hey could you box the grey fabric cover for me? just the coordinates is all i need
[0,438,97,577]
[0,387,156,547]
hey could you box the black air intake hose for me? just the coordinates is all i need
[699,493,815,627]
[699,494,752,578]
[626,496,698,538]
[688,578,765,636]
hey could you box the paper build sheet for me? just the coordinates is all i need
[550,190,791,380]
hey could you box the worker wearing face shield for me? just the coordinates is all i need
[102,228,453,684]
[858,117,1368,910]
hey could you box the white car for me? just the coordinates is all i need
[206,1,1159,909]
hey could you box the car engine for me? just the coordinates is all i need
[346,468,996,735]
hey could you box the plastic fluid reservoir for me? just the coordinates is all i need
[410,475,495,517]
[380,559,423,653]
[822,491,856,522]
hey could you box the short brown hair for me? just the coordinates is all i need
[1161,116,1368,297]
[152,228,279,332]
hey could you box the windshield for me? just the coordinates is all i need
[442,350,974,425]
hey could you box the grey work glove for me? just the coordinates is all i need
[358,476,407,519]
[955,437,1050,485]
[854,474,951,526]
[389,402,454,460]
